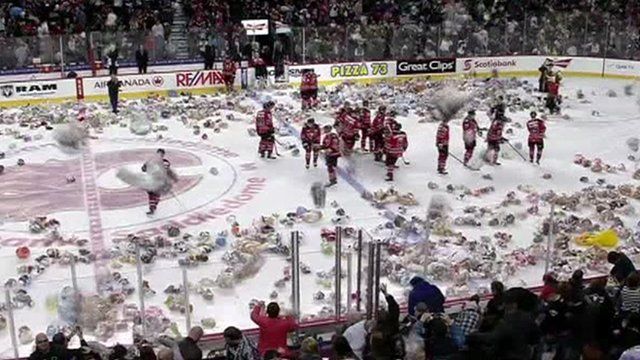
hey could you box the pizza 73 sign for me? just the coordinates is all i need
[330,62,389,78]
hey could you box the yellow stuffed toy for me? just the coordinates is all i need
[575,229,619,248]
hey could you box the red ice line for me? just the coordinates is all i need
[80,146,108,286]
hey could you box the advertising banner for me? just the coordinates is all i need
[175,70,226,88]
[241,20,269,35]
[328,61,394,79]
[396,59,456,75]
[82,73,172,97]
[0,79,76,104]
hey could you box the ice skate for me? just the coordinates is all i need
[305,163,310,169]
[146,210,155,216]
[325,179,337,187]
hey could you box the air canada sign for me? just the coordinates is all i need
[93,76,164,89]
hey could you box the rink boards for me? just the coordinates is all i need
[0,56,638,106]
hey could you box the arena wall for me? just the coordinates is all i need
[0,55,638,107]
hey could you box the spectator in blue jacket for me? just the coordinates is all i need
[408,276,445,315]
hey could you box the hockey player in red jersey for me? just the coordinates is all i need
[335,104,360,156]
[487,116,506,165]
[546,79,560,114]
[527,111,547,164]
[358,100,371,151]
[300,70,319,110]
[143,148,178,215]
[301,118,322,169]
[462,110,480,165]
[384,123,408,181]
[321,124,341,187]
[436,120,450,174]
[256,101,276,159]
[222,57,237,92]
[370,105,387,162]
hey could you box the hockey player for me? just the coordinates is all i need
[300,70,319,110]
[489,96,506,121]
[462,110,480,165]
[335,104,360,156]
[436,119,450,174]
[142,148,177,215]
[538,64,551,92]
[222,57,237,93]
[369,106,387,161]
[384,123,408,181]
[527,111,547,164]
[301,118,321,169]
[256,101,276,159]
[358,100,371,151]
[487,116,506,165]
[321,124,341,187]
[546,78,560,114]
[370,105,387,162]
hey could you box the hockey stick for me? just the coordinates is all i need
[401,157,411,165]
[448,152,481,171]
[169,190,187,211]
[504,139,528,162]
[272,138,282,157]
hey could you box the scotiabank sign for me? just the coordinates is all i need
[463,58,517,71]
[176,71,225,87]
[397,59,455,75]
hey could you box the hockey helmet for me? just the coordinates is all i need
[323,124,332,131]
[157,148,166,155]
[263,101,275,109]
[468,110,476,116]
[306,118,315,125]
[530,111,537,118]
[378,105,387,112]
[393,122,402,131]
[362,100,369,107]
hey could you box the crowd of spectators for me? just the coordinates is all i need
[23,250,640,360]
[2,0,640,71]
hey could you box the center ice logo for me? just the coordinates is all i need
[0,137,266,245]
[0,148,203,222]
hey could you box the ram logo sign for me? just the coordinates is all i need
[1,82,58,97]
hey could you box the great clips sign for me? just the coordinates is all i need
[396,59,456,75]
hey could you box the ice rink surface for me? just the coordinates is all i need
[0,75,639,356]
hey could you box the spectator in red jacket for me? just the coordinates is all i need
[540,273,559,301]
[250,301,298,357]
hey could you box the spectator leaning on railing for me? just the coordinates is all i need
[250,301,298,358]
